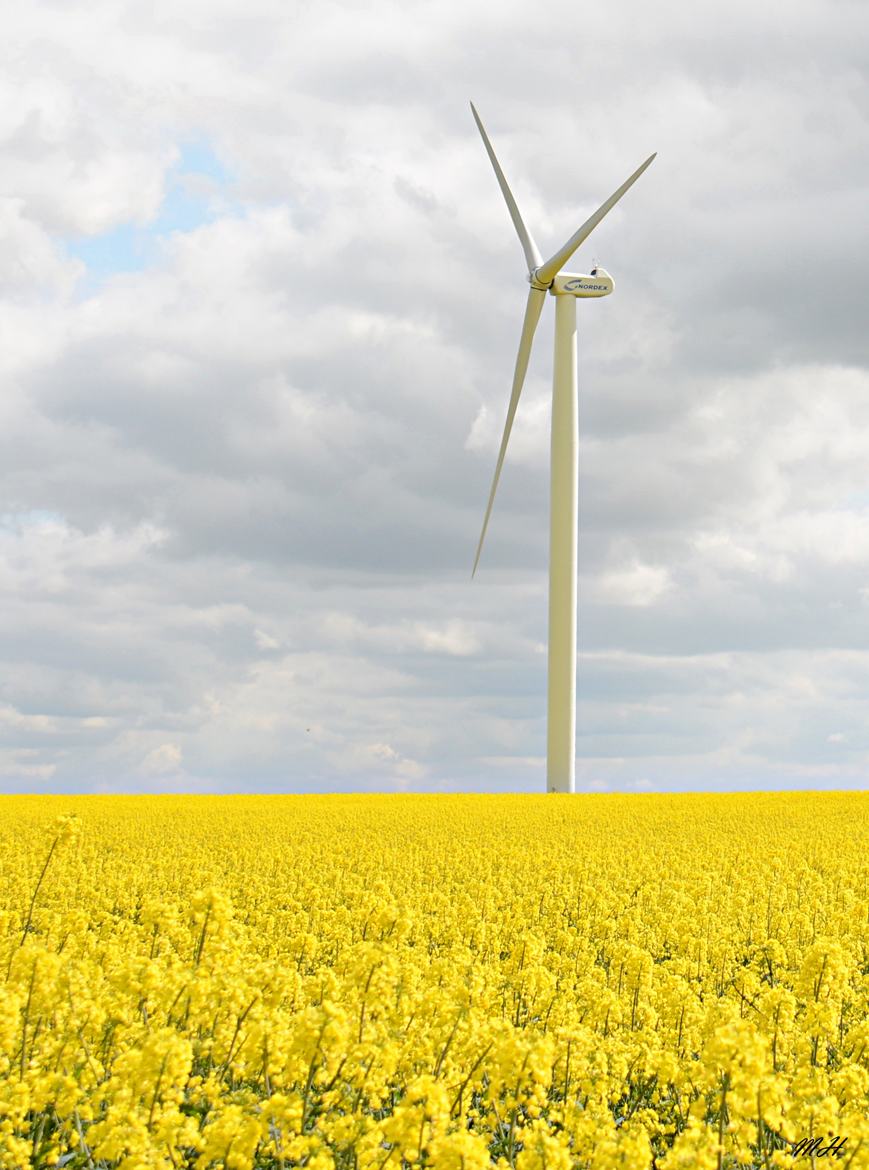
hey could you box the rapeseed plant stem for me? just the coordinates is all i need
[19,837,59,951]
[193,904,211,967]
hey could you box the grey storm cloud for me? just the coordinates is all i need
[2,0,869,792]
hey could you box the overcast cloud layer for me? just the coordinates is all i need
[2,0,869,793]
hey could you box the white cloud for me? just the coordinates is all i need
[595,561,672,607]
[0,704,58,733]
[0,198,82,300]
[0,750,56,782]
[364,742,425,788]
[139,743,184,777]
[411,621,480,657]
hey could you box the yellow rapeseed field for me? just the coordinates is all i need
[1,793,867,1169]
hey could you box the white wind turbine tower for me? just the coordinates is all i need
[469,103,655,794]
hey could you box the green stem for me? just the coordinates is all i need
[148,1051,170,1130]
[19,960,37,1080]
[193,905,212,967]
[717,1073,730,1170]
[14,836,60,965]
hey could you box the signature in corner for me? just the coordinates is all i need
[791,1135,849,1159]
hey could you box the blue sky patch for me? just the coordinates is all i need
[66,140,234,285]
[2,510,66,531]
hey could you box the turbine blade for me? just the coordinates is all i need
[470,102,542,274]
[472,285,547,577]
[536,152,656,285]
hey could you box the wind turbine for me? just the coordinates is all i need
[469,102,655,794]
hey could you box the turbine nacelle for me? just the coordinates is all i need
[550,268,614,298]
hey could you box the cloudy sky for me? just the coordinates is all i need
[3,0,869,793]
